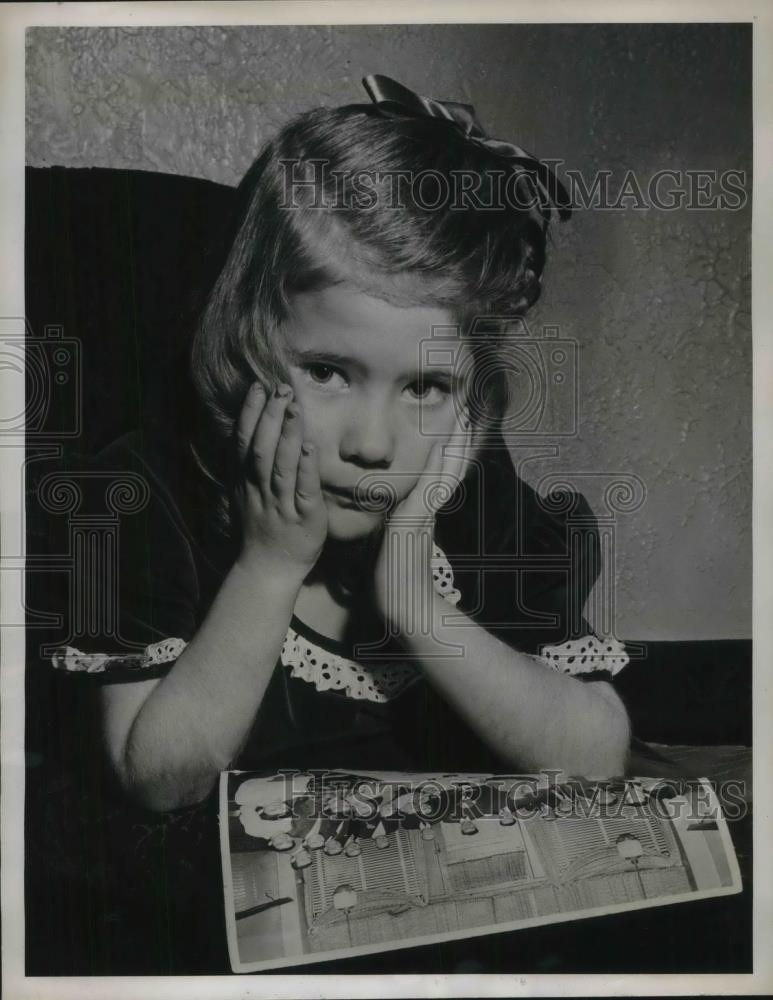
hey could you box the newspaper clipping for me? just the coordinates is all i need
[220,769,742,972]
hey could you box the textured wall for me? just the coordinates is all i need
[26,23,752,640]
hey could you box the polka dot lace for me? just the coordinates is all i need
[280,631,420,703]
[430,541,461,606]
[538,635,629,676]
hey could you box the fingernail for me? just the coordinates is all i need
[276,384,293,398]
[301,442,313,456]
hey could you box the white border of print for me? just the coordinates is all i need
[2,2,771,998]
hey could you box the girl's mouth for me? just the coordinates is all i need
[322,483,394,513]
[322,485,361,509]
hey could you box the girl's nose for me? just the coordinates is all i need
[339,399,396,468]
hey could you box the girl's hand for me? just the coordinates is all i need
[374,411,472,637]
[233,382,328,579]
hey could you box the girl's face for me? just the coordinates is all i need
[283,285,471,541]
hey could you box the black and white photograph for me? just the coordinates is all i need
[1,2,769,996]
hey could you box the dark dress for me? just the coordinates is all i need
[41,418,629,974]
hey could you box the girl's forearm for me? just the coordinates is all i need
[406,595,631,777]
[105,558,303,811]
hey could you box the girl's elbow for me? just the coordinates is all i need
[134,784,213,814]
[111,751,215,813]
[122,775,215,813]
[596,681,631,775]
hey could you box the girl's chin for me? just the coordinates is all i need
[324,503,385,541]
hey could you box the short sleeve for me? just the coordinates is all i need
[435,444,629,685]
[514,487,630,684]
[50,433,201,683]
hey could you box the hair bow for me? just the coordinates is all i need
[362,74,571,222]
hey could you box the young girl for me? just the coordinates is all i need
[57,75,631,816]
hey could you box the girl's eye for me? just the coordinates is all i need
[303,363,348,390]
[405,380,450,405]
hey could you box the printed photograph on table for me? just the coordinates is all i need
[17,15,753,981]
[220,770,742,972]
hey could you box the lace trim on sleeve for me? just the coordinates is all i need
[51,637,186,674]
[430,541,461,606]
[537,635,629,677]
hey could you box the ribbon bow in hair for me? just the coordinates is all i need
[362,74,571,222]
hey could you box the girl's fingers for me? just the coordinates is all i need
[440,407,473,488]
[440,431,471,487]
[271,404,303,511]
[397,440,445,521]
[236,381,267,466]
[439,441,462,487]
[429,438,460,514]
[399,414,471,523]
[295,442,322,514]
[250,385,294,495]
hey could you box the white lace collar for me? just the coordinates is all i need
[280,542,460,703]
